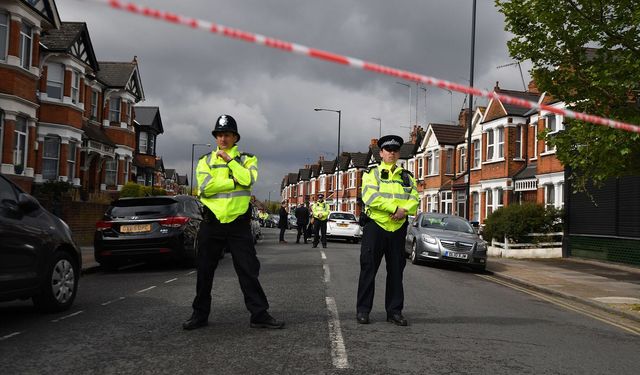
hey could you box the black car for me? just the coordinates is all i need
[0,174,81,312]
[94,196,203,268]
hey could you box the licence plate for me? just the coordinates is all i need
[120,224,151,233]
[444,251,468,259]
[338,223,348,227]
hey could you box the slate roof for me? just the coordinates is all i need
[165,169,177,179]
[350,152,369,168]
[177,175,189,186]
[134,106,164,133]
[96,61,136,87]
[288,172,299,185]
[41,22,99,71]
[430,123,466,145]
[299,168,311,181]
[495,89,541,117]
[513,163,538,180]
[82,124,115,146]
[338,153,350,171]
[399,143,416,159]
[309,164,321,178]
[321,159,336,174]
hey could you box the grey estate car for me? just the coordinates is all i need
[404,212,487,272]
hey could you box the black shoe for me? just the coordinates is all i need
[356,312,370,324]
[387,313,408,326]
[182,314,208,330]
[250,316,285,329]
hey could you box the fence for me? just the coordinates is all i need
[488,232,563,258]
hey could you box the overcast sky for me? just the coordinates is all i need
[57,0,531,200]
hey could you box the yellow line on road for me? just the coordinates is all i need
[478,274,640,336]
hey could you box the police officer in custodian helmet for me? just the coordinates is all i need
[183,114,284,330]
[356,135,419,326]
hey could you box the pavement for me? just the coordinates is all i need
[79,246,640,323]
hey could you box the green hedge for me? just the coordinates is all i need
[483,203,563,243]
[119,182,167,198]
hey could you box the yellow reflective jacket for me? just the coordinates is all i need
[311,201,330,221]
[196,145,258,223]
[361,162,419,232]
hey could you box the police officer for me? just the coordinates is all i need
[311,193,330,248]
[183,114,284,330]
[356,135,419,326]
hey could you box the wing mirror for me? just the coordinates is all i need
[17,193,41,213]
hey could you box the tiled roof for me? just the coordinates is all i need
[321,159,336,174]
[309,164,321,178]
[165,169,177,179]
[338,153,350,171]
[430,123,466,145]
[399,143,416,159]
[299,168,311,180]
[177,175,189,186]
[350,152,369,168]
[514,163,538,180]
[41,22,84,50]
[134,106,164,133]
[96,61,136,87]
[82,124,115,146]
[288,172,299,185]
[495,89,541,116]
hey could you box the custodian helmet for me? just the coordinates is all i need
[212,114,240,141]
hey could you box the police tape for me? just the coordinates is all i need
[83,0,639,134]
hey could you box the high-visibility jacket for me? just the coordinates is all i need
[361,161,419,232]
[311,201,330,221]
[196,145,258,223]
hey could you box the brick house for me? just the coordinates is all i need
[132,106,163,187]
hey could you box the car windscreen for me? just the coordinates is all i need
[421,216,474,234]
[107,198,179,219]
[330,213,356,221]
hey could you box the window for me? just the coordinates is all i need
[139,132,148,153]
[497,127,504,158]
[109,97,121,123]
[558,182,564,207]
[320,176,325,192]
[349,171,355,188]
[433,149,440,174]
[545,115,557,152]
[473,140,480,167]
[91,90,99,120]
[472,192,479,222]
[123,157,129,183]
[0,111,4,159]
[446,149,453,174]
[0,13,8,60]
[440,191,452,214]
[496,188,504,210]
[515,126,522,158]
[456,191,466,218]
[427,152,433,175]
[71,71,80,104]
[148,134,155,155]
[13,117,28,173]
[408,160,414,175]
[311,180,316,194]
[486,189,493,217]
[42,136,60,180]
[105,158,117,186]
[459,147,466,172]
[545,184,555,208]
[46,63,64,99]
[19,22,33,69]
[486,130,494,160]
[417,157,424,178]
[67,142,77,180]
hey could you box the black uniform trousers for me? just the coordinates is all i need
[192,212,269,322]
[312,219,327,247]
[296,221,309,242]
[356,220,408,315]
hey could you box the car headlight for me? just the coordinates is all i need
[476,241,487,251]
[421,234,437,244]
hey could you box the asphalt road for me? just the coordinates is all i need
[1,227,639,374]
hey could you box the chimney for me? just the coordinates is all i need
[494,81,500,91]
[458,108,472,128]
[319,155,325,162]
[370,138,378,147]
[527,80,539,94]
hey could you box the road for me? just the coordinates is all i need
[1,228,639,374]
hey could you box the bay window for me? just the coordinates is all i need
[473,139,480,167]
[13,117,28,174]
[497,127,504,158]
[0,13,8,60]
[46,63,64,100]
[67,142,77,180]
[139,132,148,154]
[105,158,117,186]
[19,22,33,69]
[42,136,60,180]
[109,97,121,123]
[486,130,494,160]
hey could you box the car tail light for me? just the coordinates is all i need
[349,221,358,225]
[159,216,190,227]
[328,219,336,222]
[96,220,113,231]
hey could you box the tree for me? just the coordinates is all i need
[496,0,640,191]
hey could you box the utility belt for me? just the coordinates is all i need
[202,205,250,224]
[358,211,372,227]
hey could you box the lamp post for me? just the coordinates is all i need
[191,143,211,196]
[445,89,453,124]
[420,87,428,125]
[396,81,411,129]
[314,108,341,211]
[371,117,382,138]
[465,0,477,220]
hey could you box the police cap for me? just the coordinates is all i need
[377,135,403,151]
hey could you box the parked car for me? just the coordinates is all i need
[287,215,297,229]
[0,174,81,312]
[94,195,203,269]
[326,211,362,243]
[404,212,487,272]
[265,214,278,228]
[250,206,262,244]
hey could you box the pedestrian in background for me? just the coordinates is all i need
[311,193,330,248]
[183,114,284,331]
[356,135,418,326]
[278,200,289,243]
[294,203,310,244]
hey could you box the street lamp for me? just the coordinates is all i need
[420,87,428,125]
[445,89,453,124]
[371,117,382,138]
[314,108,341,211]
[465,0,477,220]
[191,143,211,195]
[396,81,411,129]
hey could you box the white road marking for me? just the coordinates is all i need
[320,251,327,260]
[51,310,84,323]
[186,270,196,275]
[101,297,126,306]
[136,286,157,293]
[0,332,22,341]
[164,278,178,284]
[118,262,145,270]
[325,297,349,369]
[323,264,330,283]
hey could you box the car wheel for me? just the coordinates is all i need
[33,251,78,313]
[410,241,420,265]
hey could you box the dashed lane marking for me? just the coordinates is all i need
[320,251,327,260]
[186,270,196,275]
[136,286,157,294]
[0,332,22,341]
[101,297,126,306]
[325,297,350,369]
[164,278,178,284]
[323,264,330,283]
[51,310,84,323]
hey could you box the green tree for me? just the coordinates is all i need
[496,0,640,191]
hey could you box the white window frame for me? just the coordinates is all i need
[320,176,326,192]
[311,179,316,194]
[71,70,80,104]
[486,130,495,160]
[0,12,8,61]
[433,149,440,175]
[497,127,504,158]
[545,184,555,208]
[42,136,60,180]
[105,158,117,186]
[440,191,452,214]
[46,63,64,100]
[148,134,155,155]
[496,188,504,210]
[558,182,564,208]
[109,97,121,123]
[349,171,355,188]
[472,192,479,222]
[459,147,466,173]
[90,90,99,120]
[545,115,559,152]
[13,116,28,173]
[139,132,148,154]
[473,139,480,167]
[445,149,453,174]
[19,22,33,70]
[485,189,494,218]
[456,191,466,218]
[514,125,522,159]
[427,152,433,175]
[417,157,424,178]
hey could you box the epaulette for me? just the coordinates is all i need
[240,152,255,157]
[401,169,414,178]
[364,165,378,174]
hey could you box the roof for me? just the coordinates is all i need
[321,159,336,174]
[399,143,416,159]
[82,124,115,146]
[177,175,189,186]
[40,22,99,71]
[165,169,177,179]
[298,168,311,181]
[134,106,164,133]
[96,61,135,87]
[350,152,369,168]
[338,153,350,171]
[495,89,541,117]
[430,123,466,145]
[309,164,321,178]
[288,172,299,185]
[513,163,538,180]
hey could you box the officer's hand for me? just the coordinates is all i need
[391,207,408,221]
[216,150,232,162]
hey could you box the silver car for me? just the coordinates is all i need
[404,212,487,272]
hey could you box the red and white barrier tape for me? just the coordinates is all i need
[83,0,639,133]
